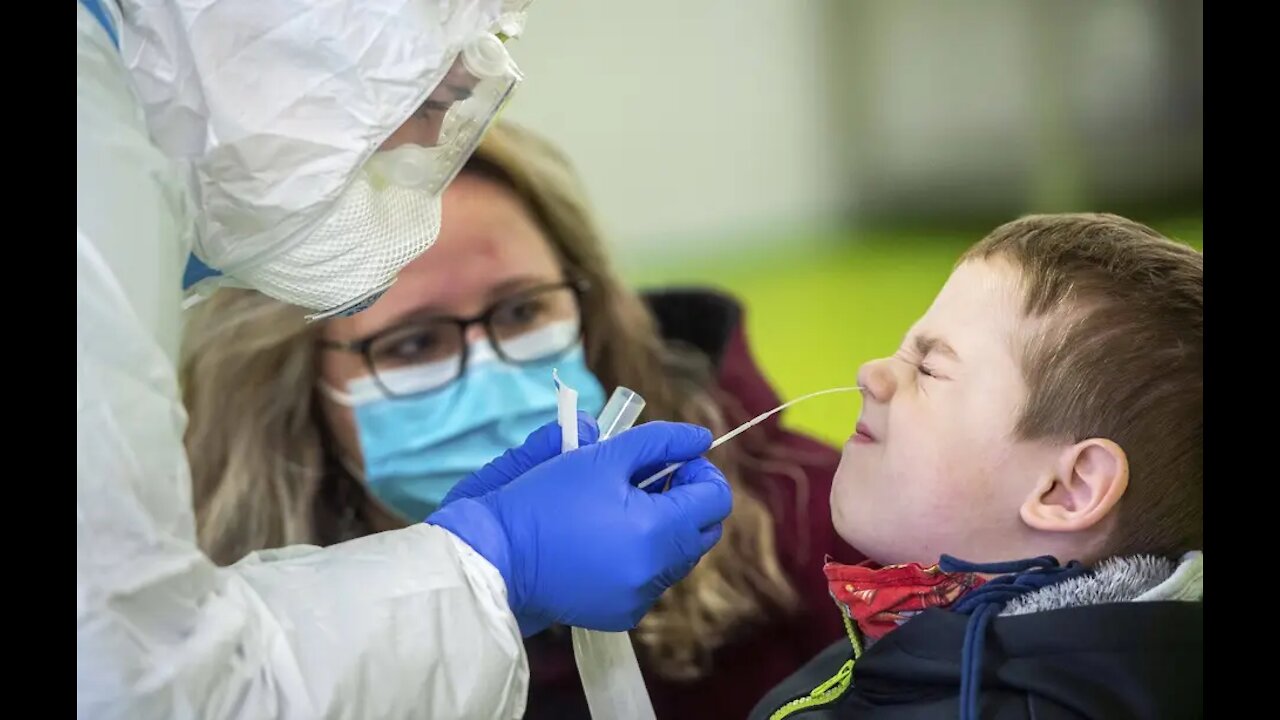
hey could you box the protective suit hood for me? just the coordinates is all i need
[118,0,530,316]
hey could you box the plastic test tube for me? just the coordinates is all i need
[596,386,646,441]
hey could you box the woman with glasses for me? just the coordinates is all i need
[180,121,864,720]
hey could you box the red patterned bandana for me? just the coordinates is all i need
[824,559,988,640]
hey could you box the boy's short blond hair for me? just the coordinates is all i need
[962,213,1202,558]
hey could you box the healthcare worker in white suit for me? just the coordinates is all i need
[76,1,733,717]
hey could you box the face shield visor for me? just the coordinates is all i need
[368,34,521,197]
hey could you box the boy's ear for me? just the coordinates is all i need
[1020,438,1128,532]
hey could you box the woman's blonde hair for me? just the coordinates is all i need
[182,121,799,680]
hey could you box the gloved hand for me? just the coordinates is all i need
[439,412,601,507]
[428,422,732,636]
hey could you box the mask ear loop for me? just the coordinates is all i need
[311,378,368,484]
[636,386,864,491]
[317,379,357,407]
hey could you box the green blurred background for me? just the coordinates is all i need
[503,0,1202,446]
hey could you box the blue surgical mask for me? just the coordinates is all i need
[325,335,606,522]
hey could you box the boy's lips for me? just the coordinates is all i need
[851,422,877,444]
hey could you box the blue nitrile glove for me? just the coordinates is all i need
[428,421,732,637]
[440,412,601,507]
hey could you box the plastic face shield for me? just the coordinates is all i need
[365,32,522,196]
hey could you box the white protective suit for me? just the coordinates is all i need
[77,1,533,717]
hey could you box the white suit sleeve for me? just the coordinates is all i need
[76,7,527,718]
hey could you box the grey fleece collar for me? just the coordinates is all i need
[1000,551,1203,617]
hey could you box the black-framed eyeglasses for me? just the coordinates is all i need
[320,279,590,399]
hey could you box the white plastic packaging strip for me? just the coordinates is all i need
[553,371,657,720]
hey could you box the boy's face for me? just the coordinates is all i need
[832,258,1063,565]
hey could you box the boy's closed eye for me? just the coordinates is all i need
[889,351,941,383]
[907,334,959,380]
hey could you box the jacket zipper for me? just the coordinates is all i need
[768,612,864,719]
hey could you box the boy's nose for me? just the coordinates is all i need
[857,357,897,404]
